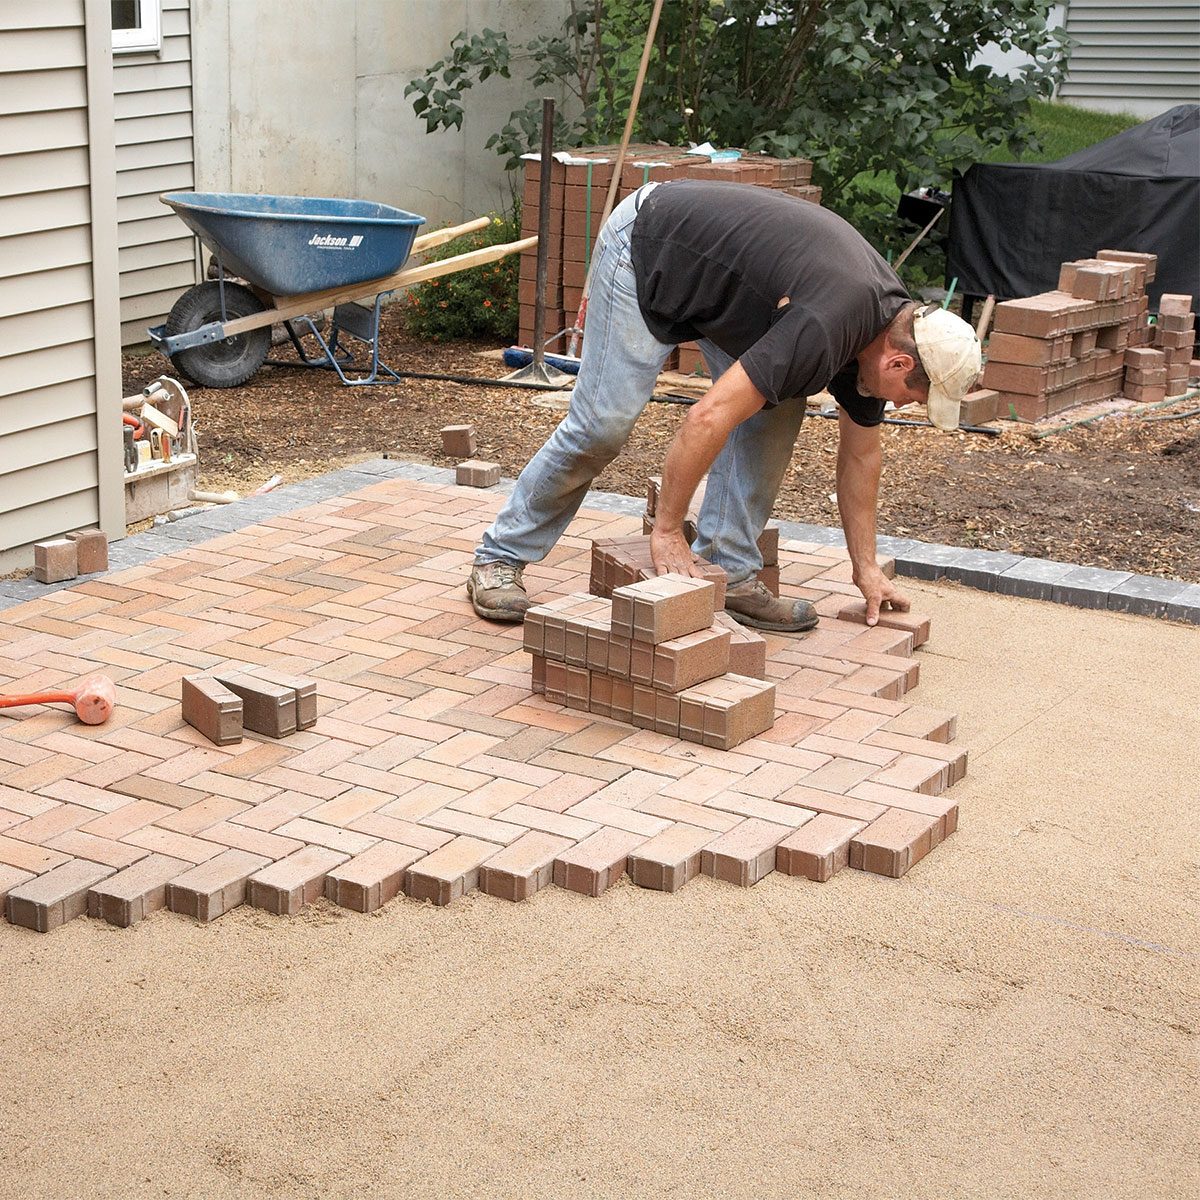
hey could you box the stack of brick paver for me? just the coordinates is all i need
[0,474,966,935]
[1151,293,1196,400]
[518,143,819,362]
[643,475,780,595]
[589,533,729,603]
[976,249,1200,421]
[587,535,768,679]
[981,251,1156,421]
[523,576,776,751]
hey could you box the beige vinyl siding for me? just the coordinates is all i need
[0,0,123,572]
[0,226,92,279]
[113,0,198,347]
[1059,0,1200,116]
[119,213,190,248]
[0,146,91,194]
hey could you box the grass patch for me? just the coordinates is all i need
[985,98,1141,164]
[848,100,1144,204]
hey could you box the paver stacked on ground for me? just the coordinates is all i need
[438,422,502,489]
[1151,293,1196,400]
[643,474,780,595]
[32,530,109,584]
[524,574,776,750]
[979,250,1198,422]
[518,143,819,367]
[0,475,965,934]
[589,533,766,676]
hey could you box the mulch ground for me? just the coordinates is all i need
[122,304,1200,583]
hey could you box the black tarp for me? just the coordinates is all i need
[947,104,1200,308]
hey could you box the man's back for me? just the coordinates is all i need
[631,181,908,405]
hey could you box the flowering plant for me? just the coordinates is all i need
[405,212,519,342]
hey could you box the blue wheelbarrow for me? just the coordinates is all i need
[149,192,535,388]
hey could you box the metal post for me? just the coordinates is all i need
[532,96,554,370]
[501,98,573,388]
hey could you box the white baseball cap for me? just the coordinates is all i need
[912,305,982,431]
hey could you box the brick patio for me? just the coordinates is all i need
[0,475,966,931]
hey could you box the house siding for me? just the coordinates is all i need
[1058,0,1200,116]
[0,0,124,572]
[113,0,198,346]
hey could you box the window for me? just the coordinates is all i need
[111,1,161,55]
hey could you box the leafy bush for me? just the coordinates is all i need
[403,213,520,342]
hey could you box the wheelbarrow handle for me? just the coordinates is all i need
[411,217,490,256]
[220,235,538,338]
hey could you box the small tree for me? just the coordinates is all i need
[405,1,1067,270]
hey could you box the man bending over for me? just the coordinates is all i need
[467,180,981,632]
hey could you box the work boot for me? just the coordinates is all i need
[724,578,818,633]
[467,561,530,623]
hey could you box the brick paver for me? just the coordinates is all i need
[627,822,716,893]
[776,813,865,882]
[0,475,970,932]
[325,841,427,913]
[87,852,188,927]
[701,818,794,888]
[479,831,574,902]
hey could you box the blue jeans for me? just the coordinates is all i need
[477,186,805,585]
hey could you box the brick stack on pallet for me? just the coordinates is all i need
[518,144,819,365]
[524,574,777,750]
[643,475,780,595]
[979,250,1159,421]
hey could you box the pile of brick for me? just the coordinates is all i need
[978,250,1157,421]
[1145,293,1196,401]
[588,534,767,677]
[518,143,818,365]
[976,250,1197,422]
[589,532,728,602]
[643,475,780,595]
[523,574,776,750]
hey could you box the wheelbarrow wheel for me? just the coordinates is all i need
[164,281,271,388]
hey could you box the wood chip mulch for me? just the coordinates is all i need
[122,305,1200,584]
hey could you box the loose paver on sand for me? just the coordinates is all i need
[0,475,969,933]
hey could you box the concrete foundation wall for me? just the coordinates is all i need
[191,0,572,229]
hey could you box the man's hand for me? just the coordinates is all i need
[650,527,699,577]
[854,565,912,626]
[654,364,768,577]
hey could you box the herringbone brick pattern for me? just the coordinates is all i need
[0,477,965,931]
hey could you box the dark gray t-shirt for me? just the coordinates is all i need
[630,181,910,426]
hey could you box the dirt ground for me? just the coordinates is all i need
[1,577,1196,1199]
[122,308,1200,583]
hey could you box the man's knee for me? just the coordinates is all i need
[559,415,630,468]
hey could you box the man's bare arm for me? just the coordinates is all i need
[835,409,911,623]
[650,362,767,576]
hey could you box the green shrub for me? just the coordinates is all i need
[403,213,519,342]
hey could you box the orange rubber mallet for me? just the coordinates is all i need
[0,673,116,725]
